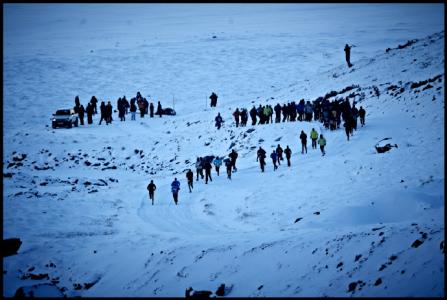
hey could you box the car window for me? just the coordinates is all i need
[55,110,70,115]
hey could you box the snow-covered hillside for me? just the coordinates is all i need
[3,4,444,297]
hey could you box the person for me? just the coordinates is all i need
[352,105,359,130]
[78,104,85,125]
[276,144,283,165]
[99,101,107,125]
[171,178,180,205]
[74,96,80,114]
[359,106,366,126]
[240,108,248,126]
[186,169,194,192]
[213,156,222,176]
[249,105,257,125]
[300,130,307,154]
[310,128,318,149]
[318,134,326,156]
[150,102,154,118]
[86,102,94,125]
[157,101,163,117]
[118,98,126,121]
[270,150,278,171]
[106,101,113,124]
[229,149,238,172]
[257,146,267,172]
[343,119,352,141]
[344,44,353,68]
[90,96,98,114]
[233,108,240,127]
[203,159,213,184]
[123,96,129,115]
[130,98,137,120]
[224,158,232,180]
[284,145,292,167]
[138,98,145,118]
[274,103,282,123]
[210,92,218,107]
[195,157,204,181]
[147,180,156,205]
[215,113,223,130]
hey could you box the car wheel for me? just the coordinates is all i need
[68,122,72,128]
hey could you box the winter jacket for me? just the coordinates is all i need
[147,183,156,192]
[300,132,307,143]
[213,158,223,167]
[270,152,277,161]
[171,180,180,193]
[284,148,292,158]
[195,160,203,169]
[318,137,326,146]
[310,130,318,140]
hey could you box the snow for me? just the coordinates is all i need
[3,3,444,297]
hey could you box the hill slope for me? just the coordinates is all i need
[3,18,444,298]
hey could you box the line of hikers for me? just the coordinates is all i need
[146,131,328,205]
[72,92,166,126]
[214,98,366,134]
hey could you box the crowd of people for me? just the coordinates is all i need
[71,92,167,126]
[214,97,366,135]
[146,126,331,205]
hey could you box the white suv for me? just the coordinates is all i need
[52,109,79,128]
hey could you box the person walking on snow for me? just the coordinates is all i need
[147,180,156,205]
[358,106,366,126]
[210,92,218,107]
[203,160,213,184]
[270,150,278,171]
[284,145,292,167]
[171,178,180,205]
[186,169,194,193]
[215,113,223,130]
[213,156,223,176]
[276,144,283,165]
[195,157,204,181]
[344,44,354,68]
[318,134,327,156]
[257,146,267,172]
[300,130,308,154]
[310,128,318,149]
[229,149,238,172]
[224,158,232,180]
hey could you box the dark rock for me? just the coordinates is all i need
[374,278,382,286]
[389,255,398,261]
[84,161,92,166]
[348,282,357,292]
[355,254,362,262]
[215,284,225,296]
[246,128,255,133]
[3,173,13,178]
[257,285,263,290]
[40,182,48,186]
[83,181,92,186]
[379,264,387,271]
[313,211,320,215]
[73,283,82,290]
[29,273,49,280]
[294,217,303,223]
[411,239,424,248]
[3,238,22,257]
[336,262,343,268]
[440,241,445,253]
[191,290,213,298]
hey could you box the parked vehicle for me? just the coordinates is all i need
[161,108,176,116]
[51,109,78,128]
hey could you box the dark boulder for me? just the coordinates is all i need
[3,238,22,257]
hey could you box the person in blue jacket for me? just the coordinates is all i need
[171,178,180,205]
[215,113,223,129]
[213,156,223,176]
